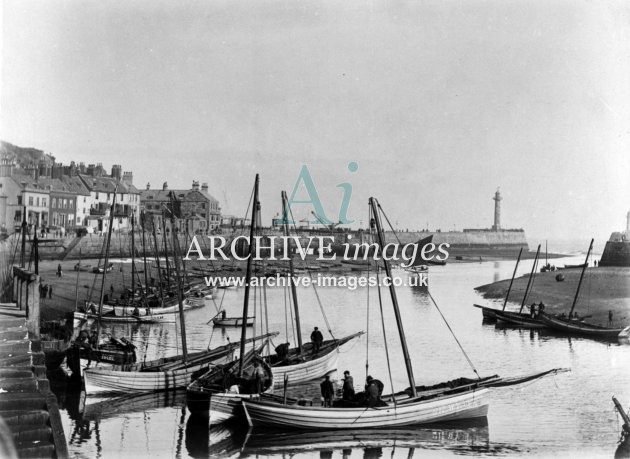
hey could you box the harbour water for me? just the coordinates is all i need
[52,256,630,458]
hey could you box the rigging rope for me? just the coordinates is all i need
[427,290,480,379]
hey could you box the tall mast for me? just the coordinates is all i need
[151,218,164,305]
[96,188,118,347]
[281,190,303,353]
[161,214,171,291]
[369,197,417,397]
[519,244,540,314]
[141,211,150,299]
[168,192,188,362]
[130,211,136,297]
[238,174,259,377]
[502,248,523,311]
[568,238,593,318]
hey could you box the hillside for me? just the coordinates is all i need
[0,140,53,167]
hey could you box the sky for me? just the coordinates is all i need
[1,0,629,244]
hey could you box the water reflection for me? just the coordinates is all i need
[238,419,508,457]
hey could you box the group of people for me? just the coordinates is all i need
[38,282,53,300]
[320,371,385,408]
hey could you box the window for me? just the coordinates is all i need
[52,198,57,208]
[29,197,33,206]
[36,197,40,206]
[42,198,47,207]
[95,192,99,199]
[69,200,73,209]
[17,196,22,205]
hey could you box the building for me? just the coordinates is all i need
[0,159,50,234]
[141,181,221,235]
[78,166,141,232]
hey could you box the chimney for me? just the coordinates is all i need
[122,171,133,185]
[87,164,95,176]
[146,182,150,190]
[201,182,208,192]
[111,164,122,180]
[162,182,168,191]
[0,157,15,177]
[52,162,63,179]
[192,180,200,191]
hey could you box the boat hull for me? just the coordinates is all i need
[83,356,232,394]
[212,317,254,327]
[540,313,625,340]
[242,389,489,429]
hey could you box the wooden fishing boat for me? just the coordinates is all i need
[539,313,625,340]
[83,332,277,394]
[73,310,176,325]
[561,263,587,269]
[212,315,255,327]
[619,326,630,344]
[242,389,490,429]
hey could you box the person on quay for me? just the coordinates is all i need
[530,302,537,319]
[320,375,335,407]
[609,310,614,326]
[311,326,324,354]
[342,370,355,401]
[537,301,545,317]
[57,264,63,277]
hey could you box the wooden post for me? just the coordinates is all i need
[281,191,303,353]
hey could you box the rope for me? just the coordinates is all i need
[376,269,397,406]
[307,269,336,341]
[427,290,480,379]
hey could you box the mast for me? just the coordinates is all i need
[96,188,118,347]
[568,238,593,318]
[161,214,171,291]
[502,248,523,311]
[238,174,259,377]
[168,192,188,362]
[519,244,540,314]
[281,190,303,353]
[130,211,136,298]
[151,218,164,305]
[74,249,82,311]
[369,197,417,397]
[140,211,150,299]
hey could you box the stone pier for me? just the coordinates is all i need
[0,267,68,458]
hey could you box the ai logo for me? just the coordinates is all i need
[287,162,358,225]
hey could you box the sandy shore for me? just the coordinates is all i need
[475,267,630,326]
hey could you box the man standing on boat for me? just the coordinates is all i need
[342,370,355,401]
[311,327,324,354]
[320,375,334,407]
[253,361,266,393]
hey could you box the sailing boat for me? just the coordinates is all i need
[539,239,627,340]
[262,190,362,386]
[241,197,565,429]
[404,235,433,273]
[186,174,274,421]
[473,247,523,322]
[83,191,277,394]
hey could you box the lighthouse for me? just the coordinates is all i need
[492,188,502,231]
